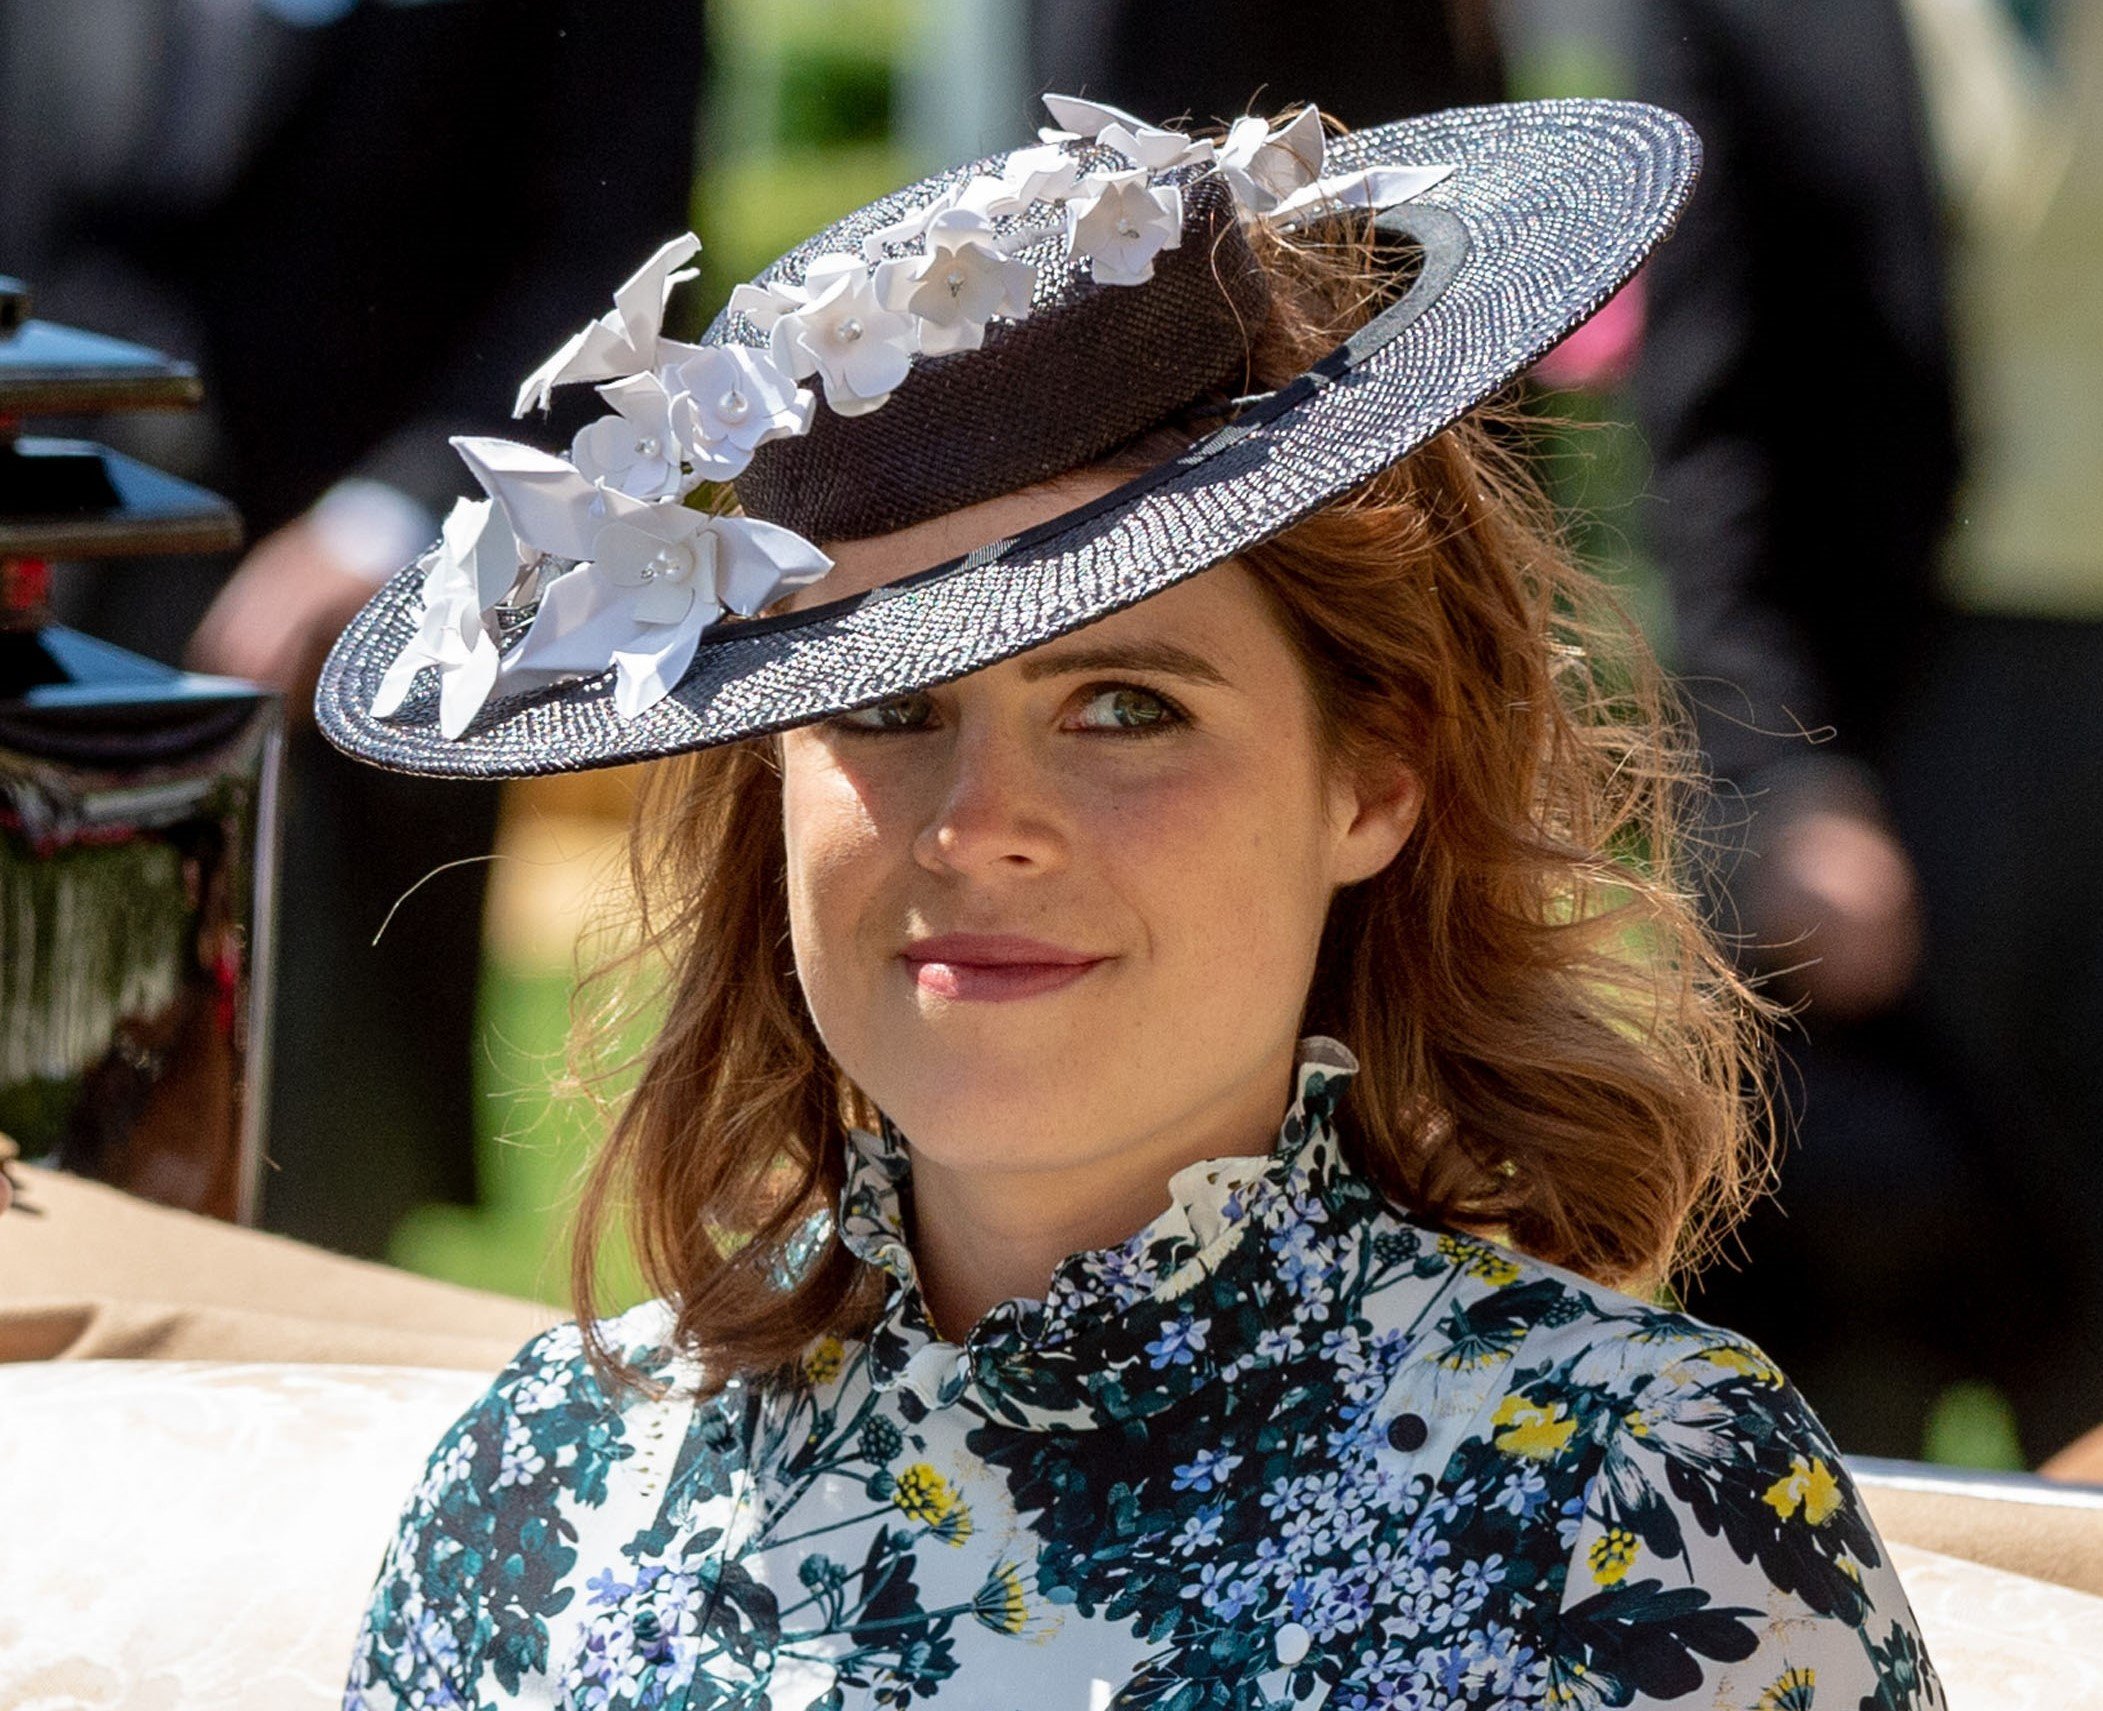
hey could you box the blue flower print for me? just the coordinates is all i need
[1144,1314,1209,1370]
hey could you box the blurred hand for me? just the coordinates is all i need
[185,515,383,717]
[1751,808,1924,1022]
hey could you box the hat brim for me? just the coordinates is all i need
[317,99,1698,779]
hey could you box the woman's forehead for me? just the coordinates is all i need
[788,470,1129,612]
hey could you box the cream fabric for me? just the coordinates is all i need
[1887,1541,2103,1706]
[0,1361,488,1711]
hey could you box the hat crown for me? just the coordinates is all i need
[724,164,1271,543]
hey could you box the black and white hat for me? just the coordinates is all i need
[316,95,1698,779]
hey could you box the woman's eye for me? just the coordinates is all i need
[1070,685,1183,733]
[835,692,936,733]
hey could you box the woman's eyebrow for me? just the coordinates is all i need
[1015,640,1229,687]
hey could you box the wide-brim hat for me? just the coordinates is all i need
[317,98,1698,779]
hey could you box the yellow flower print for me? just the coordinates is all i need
[972,1561,1032,1634]
[1762,1454,1843,1526]
[1491,1395,1578,1460]
[1756,1664,1817,1710]
[1698,1341,1783,1387]
[801,1335,846,1386]
[1437,1232,1520,1286]
[1587,1526,1640,1586]
[891,1462,974,1545]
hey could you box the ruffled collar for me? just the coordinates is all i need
[834,1037,1379,1431]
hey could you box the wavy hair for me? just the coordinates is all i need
[567,174,1775,1393]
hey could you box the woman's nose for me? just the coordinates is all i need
[910,725,1067,877]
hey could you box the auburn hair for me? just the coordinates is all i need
[568,181,1775,1393]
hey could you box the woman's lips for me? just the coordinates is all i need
[900,934,1107,1003]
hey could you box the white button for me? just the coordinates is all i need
[1274,1622,1311,1665]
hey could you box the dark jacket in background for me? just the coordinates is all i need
[0,0,707,1254]
[1627,0,2103,1463]
[1630,0,1959,788]
[1030,0,1503,132]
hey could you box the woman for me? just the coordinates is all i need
[321,96,1943,1709]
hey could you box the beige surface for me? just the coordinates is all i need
[1860,1465,2103,1601]
[0,1162,559,1369]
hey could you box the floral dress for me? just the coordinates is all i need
[346,1039,1944,1710]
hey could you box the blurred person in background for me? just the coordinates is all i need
[0,0,707,1254]
[1629,0,2103,1462]
[1029,0,1503,132]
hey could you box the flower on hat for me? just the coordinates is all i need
[497,505,831,719]
[515,233,705,416]
[452,436,613,564]
[1065,170,1184,287]
[876,207,1037,356]
[1216,106,1328,214]
[978,142,1083,216]
[570,374,685,501]
[769,254,920,417]
[369,497,519,739]
[664,344,814,481]
[592,503,724,628]
[1041,94,1215,173]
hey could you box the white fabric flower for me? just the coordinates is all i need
[498,507,831,719]
[663,344,814,481]
[876,207,1037,355]
[724,278,802,332]
[591,504,727,629]
[1041,93,1213,172]
[514,233,704,415]
[1039,92,1133,140]
[769,254,919,417]
[978,142,1082,216]
[570,374,683,501]
[1099,120,1214,172]
[1065,171,1183,287]
[451,435,614,563]
[370,497,518,739]
[1216,107,1328,213]
[1269,162,1457,224]
[857,184,964,263]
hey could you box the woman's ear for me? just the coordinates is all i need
[1329,760,1423,887]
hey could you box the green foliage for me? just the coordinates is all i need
[387,963,647,1312]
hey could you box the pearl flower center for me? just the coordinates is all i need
[640,541,698,584]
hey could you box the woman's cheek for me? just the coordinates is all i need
[783,755,892,1016]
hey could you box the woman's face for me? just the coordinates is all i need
[778,476,1419,1183]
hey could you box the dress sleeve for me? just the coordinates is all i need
[1549,1335,1946,1710]
[343,1321,634,1711]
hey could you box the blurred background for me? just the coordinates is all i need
[7,0,2098,1475]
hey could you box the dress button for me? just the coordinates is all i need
[1386,1412,1428,1452]
[1275,1622,1312,1666]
